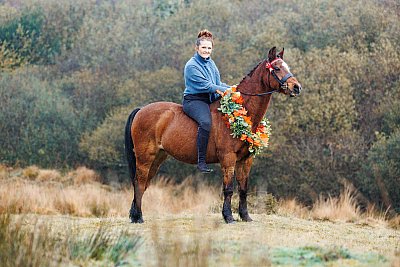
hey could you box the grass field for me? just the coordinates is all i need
[1,165,399,266]
[3,212,399,266]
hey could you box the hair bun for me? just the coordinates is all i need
[197,29,213,39]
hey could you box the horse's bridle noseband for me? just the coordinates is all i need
[240,58,294,97]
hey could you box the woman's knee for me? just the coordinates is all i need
[198,120,211,132]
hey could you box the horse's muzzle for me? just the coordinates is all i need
[290,84,302,97]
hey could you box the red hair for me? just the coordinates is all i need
[196,29,213,46]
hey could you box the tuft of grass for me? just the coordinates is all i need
[0,214,66,267]
[311,185,361,222]
[388,214,400,230]
[36,169,62,182]
[277,198,310,219]
[0,164,10,180]
[88,198,111,217]
[22,165,40,180]
[69,226,142,265]
[68,166,100,185]
[0,214,142,267]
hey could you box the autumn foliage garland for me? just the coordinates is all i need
[218,86,271,156]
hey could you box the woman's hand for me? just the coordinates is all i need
[216,90,224,95]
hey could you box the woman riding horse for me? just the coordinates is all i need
[125,45,302,224]
[183,29,230,173]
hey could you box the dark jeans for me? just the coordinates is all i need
[182,99,212,132]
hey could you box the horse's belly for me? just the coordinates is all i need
[161,114,219,164]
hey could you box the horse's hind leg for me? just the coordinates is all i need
[235,157,253,222]
[130,150,167,223]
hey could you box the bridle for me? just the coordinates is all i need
[239,58,294,97]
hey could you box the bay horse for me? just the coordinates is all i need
[125,47,302,223]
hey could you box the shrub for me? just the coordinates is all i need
[37,169,62,182]
[357,130,400,212]
[69,166,100,185]
[0,69,83,167]
[22,166,39,180]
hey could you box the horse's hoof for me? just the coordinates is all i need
[241,216,253,222]
[224,216,235,224]
[239,213,253,222]
[131,218,144,224]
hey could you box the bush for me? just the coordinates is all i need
[0,69,83,167]
[357,130,400,212]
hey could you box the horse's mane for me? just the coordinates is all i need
[238,59,265,84]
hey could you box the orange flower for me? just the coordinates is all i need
[235,96,244,104]
[231,86,237,92]
[257,126,266,133]
[240,134,247,141]
[260,133,269,140]
[243,116,252,125]
[233,108,247,117]
[238,107,247,115]
[231,92,241,102]
[253,139,261,147]
[246,137,254,143]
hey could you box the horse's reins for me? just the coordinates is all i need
[239,58,293,97]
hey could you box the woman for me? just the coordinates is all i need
[183,29,230,173]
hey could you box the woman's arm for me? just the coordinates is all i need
[185,65,229,93]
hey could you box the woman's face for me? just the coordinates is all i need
[196,40,213,59]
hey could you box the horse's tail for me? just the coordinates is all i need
[125,108,140,185]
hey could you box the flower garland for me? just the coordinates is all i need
[218,86,271,156]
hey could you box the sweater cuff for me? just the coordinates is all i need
[210,84,230,92]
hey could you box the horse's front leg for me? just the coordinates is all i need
[235,156,253,222]
[220,153,237,224]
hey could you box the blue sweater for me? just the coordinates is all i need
[183,52,230,98]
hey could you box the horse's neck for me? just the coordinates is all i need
[238,63,272,131]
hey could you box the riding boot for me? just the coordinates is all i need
[197,127,213,173]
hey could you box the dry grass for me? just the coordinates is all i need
[389,215,400,230]
[0,164,9,180]
[311,185,361,222]
[36,169,62,182]
[276,186,392,227]
[67,166,100,185]
[0,165,398,266]
[309,185,394,227]
[22,165,40,180]
[277,198,310,219]
[143,177,218,215]
[0,165,396,228]
[0,214,142,267]
[0,166,219,218]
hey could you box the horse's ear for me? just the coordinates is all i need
[268,47,277,62]
[277,48,284,59]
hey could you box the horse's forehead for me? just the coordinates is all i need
[281,61,290,72]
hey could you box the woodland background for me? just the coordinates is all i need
[1,0,399,212]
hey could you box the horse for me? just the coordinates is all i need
[125,47,302,223]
